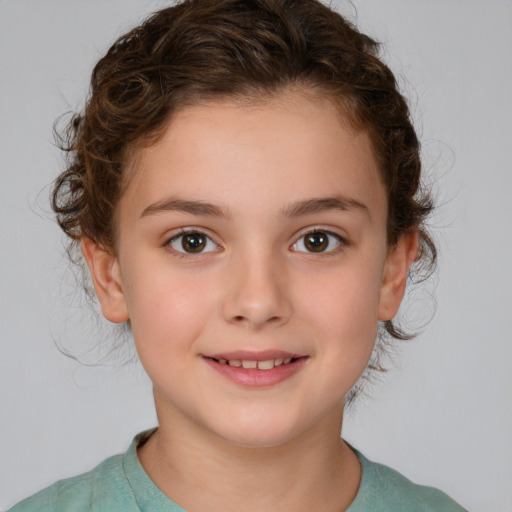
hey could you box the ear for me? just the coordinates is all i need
[81,237,129,324]
[378,232,419,321]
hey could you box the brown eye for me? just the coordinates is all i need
[305,232,328,252]
[168,231,218,254]
[182,233,206,252]
[292,230,343,253]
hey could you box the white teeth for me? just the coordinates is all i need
[257,359,275,370]
[219,357,296,369]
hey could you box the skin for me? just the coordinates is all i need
[83,91,417,512]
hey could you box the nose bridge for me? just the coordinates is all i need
[222,242,291,328]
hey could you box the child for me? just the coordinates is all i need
[9,0,467,510]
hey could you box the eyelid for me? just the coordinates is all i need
[290,227,347,253]
[165,227,222,255]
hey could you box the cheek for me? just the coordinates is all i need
[295,259,383,371]
[122,266,216,368]
[299,261,383,331]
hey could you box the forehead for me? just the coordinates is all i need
[120,92,386,224]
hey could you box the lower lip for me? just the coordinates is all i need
[204,357,308,388]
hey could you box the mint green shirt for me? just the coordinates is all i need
[9,430,466,511]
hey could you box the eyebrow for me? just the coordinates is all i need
[281,196,369,218]
[140,195,369,220]
[141,198,231,219]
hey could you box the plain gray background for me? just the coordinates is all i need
[1,1,511,510]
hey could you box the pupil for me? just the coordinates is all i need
[182,233,205,252]
[305,232,328,252]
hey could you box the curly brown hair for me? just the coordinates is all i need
[52,0,436,351]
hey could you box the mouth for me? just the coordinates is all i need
[211,356,301,370]
[203,352,308,387]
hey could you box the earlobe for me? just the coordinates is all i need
[81,237,129,324]
[378,233,419,321]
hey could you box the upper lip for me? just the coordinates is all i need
[205,350,305,361]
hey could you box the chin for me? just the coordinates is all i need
[211,411,308,449]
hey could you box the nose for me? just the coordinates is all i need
[221,248,292,329]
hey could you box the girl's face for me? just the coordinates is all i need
[85,92,414,448]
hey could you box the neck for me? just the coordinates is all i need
[138,399,361,512]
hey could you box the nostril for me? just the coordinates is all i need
[222,282,292,327]
[232,314,282,325]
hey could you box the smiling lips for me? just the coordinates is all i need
[215,357,293,370]
[204,351,308,387]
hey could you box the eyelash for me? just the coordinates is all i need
[291,229,346,254]
[165,227,347,256]
[166,229,220,256]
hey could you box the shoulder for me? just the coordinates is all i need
[349,450,467,512]
[7,453,138,512]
